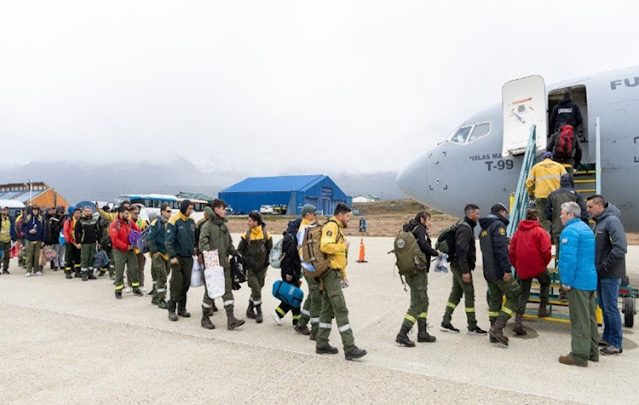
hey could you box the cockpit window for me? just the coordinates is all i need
[449,126,472,144]
[468,122,491,142]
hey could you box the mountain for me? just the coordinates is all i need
[0,160,403,203]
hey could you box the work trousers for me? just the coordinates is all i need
[317,270,356,351]
[442,263,477,328]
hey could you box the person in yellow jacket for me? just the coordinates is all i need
[238,211,273,324]
[316,203,367,361]
[525,151,566,231]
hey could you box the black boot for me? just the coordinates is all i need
[201,306,215,330]
[114,290,122,300]
[396,324,416,347]
[489,317,509,346]
[345,346,368,361]
[75,269,82,278]
[489,319,498,343]
[417,319,436,343]
[512,314,527,336]
[65,271,73,279]
[82,271,88,281]
[132,288,143,297]
[108,268,115,280]
[147,284,156,296]
[255,304,263,324]
[158,300,168,309]
[177,301,191,318]
[87,269,97,280]
[246,301,256,319]
[225,306,245,330]
[168,300,178,321]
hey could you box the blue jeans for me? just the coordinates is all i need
[597,277,622,348]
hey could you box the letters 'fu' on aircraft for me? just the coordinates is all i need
[398,66,639,231]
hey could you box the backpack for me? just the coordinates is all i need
[554,124,574,159]
[269,238,285,269]
[436,221,471,261]
[389,226,427,276]
[230,255,247,289]
[136,225,153,254]
[300,221,337,279]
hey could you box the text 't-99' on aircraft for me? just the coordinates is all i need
[398,66,639,231]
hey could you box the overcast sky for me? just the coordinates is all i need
[1,1,637,174]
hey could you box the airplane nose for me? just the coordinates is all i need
[397,156,428,200]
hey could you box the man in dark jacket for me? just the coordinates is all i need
[479,204,521,346]
[272,219,305,330]
[396,212,439,347]
[148,203,172,309]
[75,207,100,281]
[441,204,487,336]
[166,200,196,322]
[546,173,588,257]
[22,205,46,276]
[587,195,627,356]
[549,90,583,133]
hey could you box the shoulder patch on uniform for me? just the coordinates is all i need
[498,227,506,236]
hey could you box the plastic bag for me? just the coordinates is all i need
[434,253,449,273]
[204,266,225,299]
[190,260,204,288]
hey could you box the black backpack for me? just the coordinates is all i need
[230,256,247,290]
[436,221,471,262]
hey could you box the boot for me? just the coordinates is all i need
[108,268,115,280]
[148,284,156,296]
[489,317,509,346]
[98,270,106,277]
[294,324,311,336]
[345,346,368,361]
[246,301,256,319]
[417,319,436,343]
[395,324,416,347]
[158,300,168,309]
[177,302,191,318]
[225,306,245,330]
[489,319,498,343]
[309,328,318,341]
[201,306,215,330]
[82,271,88,281]
[255,304,263,324]
[538,299,549,318]
[512,314,527,336]
[87,269,97,280]
[211,301,219,312]
[114,290,122,300]
[75,269,81,278]
[65,271,73,279]
[132,288,144,297]
[151,295,159,306]
[168,300,178,321]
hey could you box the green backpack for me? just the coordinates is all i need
[390,227,428,276]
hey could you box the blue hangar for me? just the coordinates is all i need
[218,175,352,215]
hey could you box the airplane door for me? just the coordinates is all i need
[502,75,547,156]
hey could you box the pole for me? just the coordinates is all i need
[595,117,602,195]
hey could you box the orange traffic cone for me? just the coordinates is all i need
[356,238,368,263]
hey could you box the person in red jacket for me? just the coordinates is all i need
[509,208,552,335]
[63,208,82,279]
[109,205,142,299]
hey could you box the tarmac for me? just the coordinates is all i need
[1,236,638,405]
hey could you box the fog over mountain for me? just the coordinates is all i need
[0,160,403,204]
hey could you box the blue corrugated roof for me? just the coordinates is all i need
[221,175,326,193]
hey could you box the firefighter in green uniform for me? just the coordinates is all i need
[395,211,438,347]
[198,199,245,330]
[166,200,196,321]
[75,207,100,281]
[479,203,521,347]
[148,203,172,309]
[441,204,487,335]
[238,211,273,324]
[316,203,367,361]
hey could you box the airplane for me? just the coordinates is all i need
[398,65,639,231]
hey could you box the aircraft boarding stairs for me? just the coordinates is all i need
[507,125,602,324]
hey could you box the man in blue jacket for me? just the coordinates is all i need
[587,195,627,356]
[558,201,598,367]
[22,205,46,277]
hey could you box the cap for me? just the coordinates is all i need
[301,204,317,217]
[542,151,553,159]
[490,203,508,214]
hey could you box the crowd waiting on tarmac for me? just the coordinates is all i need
[0,173,628,365]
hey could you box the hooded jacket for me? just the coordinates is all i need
[403,221,439,272]
[546,174,588,239]
[238,224,273,271]
[559,218,597,291]
[594,204,627,279]
[281,219,302,279]
[22,213,45,242]
[549,96,583,133]
[198,214,237,269]
[109,215,140,252]
[509,220,552,280]
[479,214,511,283]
